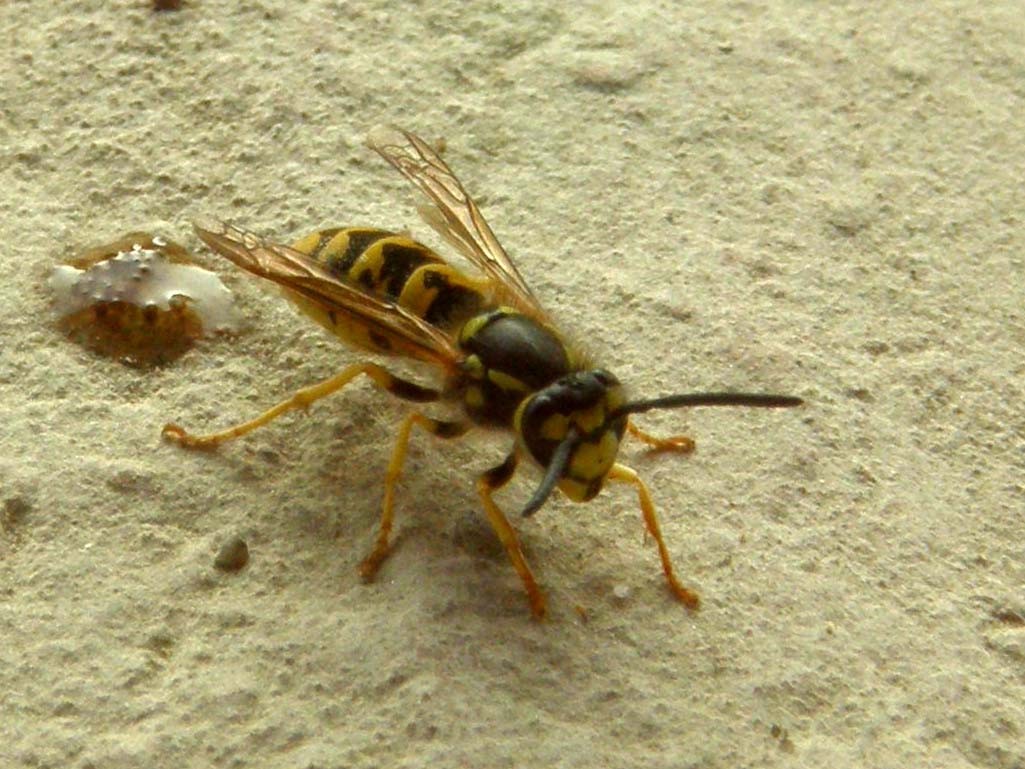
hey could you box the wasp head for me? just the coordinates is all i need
[514,369,628,516]
[511,366,805,518]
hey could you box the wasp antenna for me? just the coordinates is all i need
[618,392,804,416]
[521,430,580,518]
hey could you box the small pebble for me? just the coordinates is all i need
[214,536,249,572]
[3,496,32,531]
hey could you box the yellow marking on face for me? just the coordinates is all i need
[573,403,606,434]
[512,397,528,434]
[568,432,620,482]
[557,477,590,503]
[487,369,529,393]
[539,413,569,442]
[606,386,625,414]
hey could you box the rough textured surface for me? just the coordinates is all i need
[2,2,1023,767]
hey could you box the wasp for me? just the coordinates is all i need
[163,127,802,618]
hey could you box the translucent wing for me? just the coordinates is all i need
[366,126,547,320]
[193,219,462,367]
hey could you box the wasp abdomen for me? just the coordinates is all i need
[293,229,441,299]
[397,264,486,330]
[291,228,487,348]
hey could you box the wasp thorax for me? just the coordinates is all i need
[515,369,628,503]
[456,309,571,426]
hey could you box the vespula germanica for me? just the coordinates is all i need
[163,127,802,618]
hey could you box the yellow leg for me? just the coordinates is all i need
[607,463,700,610]
[162,362,439,449]
[476,454,547,619]
[627,419,695,454]
[357,412,468,580]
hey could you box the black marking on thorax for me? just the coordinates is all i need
[459,311,572,426]
[465,312,570,389]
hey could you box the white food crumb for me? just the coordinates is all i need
[50,243,240,333]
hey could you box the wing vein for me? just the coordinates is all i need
[367,126,547,320]
[193,219,462,367]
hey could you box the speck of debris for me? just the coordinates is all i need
[153,0,183,11]
[825,200,875,236]
[3,497,31,531]
[214,537,249,572]
[568,51,647,92]
[770,724,796,753]
[993,608,1025,627]
[845,387,874,402]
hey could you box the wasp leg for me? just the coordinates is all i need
[627,419,695,454]
[162,362,439,449]
[476,453,547,619]
[358,412,469,580]
[607,463,700,610]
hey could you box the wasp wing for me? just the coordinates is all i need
[366,126,547,320]
[193,219,462,367]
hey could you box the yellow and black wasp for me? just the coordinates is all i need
[163,127,802,618]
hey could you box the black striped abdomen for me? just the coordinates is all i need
[288,228,488,350]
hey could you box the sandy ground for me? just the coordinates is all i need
[2,1,1023,767]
